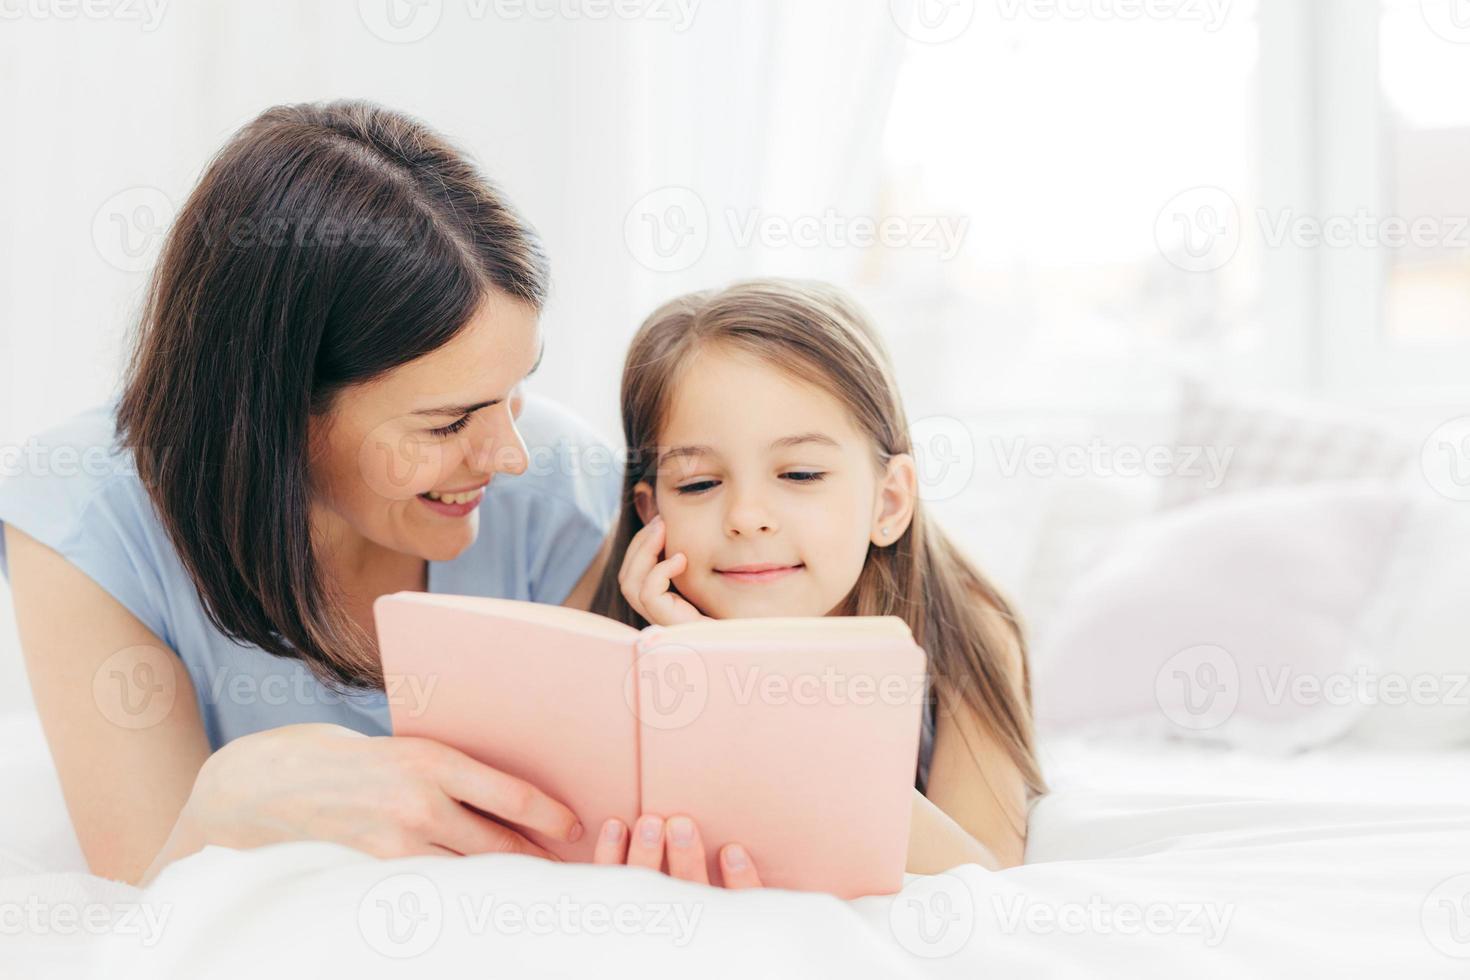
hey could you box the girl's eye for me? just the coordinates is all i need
[674,479,720,495]
[782,470,827,483]
[430,415,473,437]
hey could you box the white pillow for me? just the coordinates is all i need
[1158,380,1413,510]
[1033,484,1407,752]
[1349,492,1470,748]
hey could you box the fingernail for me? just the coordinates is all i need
[724,843,748,871]
[568,820,585,843]
[667,816,694,847]
[638,816,663,846]
[601,819,623,844]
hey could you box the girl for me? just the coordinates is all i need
[588,278,1046,884]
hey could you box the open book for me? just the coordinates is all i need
[374,592,928,897]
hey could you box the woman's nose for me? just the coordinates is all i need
[463,406,528,476]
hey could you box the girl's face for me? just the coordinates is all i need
[634,347,916,619]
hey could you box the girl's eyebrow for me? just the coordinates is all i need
[656,432,839,467]
[771,432,840,450]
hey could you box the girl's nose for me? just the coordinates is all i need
[724,492,777,537]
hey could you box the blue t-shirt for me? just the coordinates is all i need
[0,394,622,750]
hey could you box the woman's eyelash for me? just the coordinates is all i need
[430,415,473,437]
[782,470,826,483]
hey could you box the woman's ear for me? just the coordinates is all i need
[633,481,659,525]
[870,453,918,547]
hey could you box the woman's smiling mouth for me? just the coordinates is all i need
[714,562,805,584]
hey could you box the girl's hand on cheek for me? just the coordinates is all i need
[593,815,763,889]
[617,515,708,626]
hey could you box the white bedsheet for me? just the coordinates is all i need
[5,711,1469,978]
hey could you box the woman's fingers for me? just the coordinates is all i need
[664,815,709,885]
[431,798,560,861]
[592,818,628,865]
[719,843,763,889]
[416,738,584,843]
[626,815,665,871]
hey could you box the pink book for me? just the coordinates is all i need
[374,592,927,898]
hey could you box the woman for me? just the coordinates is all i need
[0,101,638,886]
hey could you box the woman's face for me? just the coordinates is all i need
[309,290,543,565]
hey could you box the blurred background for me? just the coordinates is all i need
[1,0,1468,777]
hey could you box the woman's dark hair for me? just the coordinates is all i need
[116,99,549,691]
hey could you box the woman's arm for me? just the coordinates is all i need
[6,525,586,886]
[908,597,1031,872]
[6,523,212,884]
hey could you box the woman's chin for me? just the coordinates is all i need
[409,514,480,564]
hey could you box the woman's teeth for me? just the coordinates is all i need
[424,489,480,504]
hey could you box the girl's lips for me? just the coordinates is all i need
[416,489,485,518]
[714,563,804,584]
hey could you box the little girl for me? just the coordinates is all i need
[588,278,1046,884]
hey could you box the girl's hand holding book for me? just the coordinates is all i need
[592,813,763,889]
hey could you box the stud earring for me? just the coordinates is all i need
[881,526,890,537]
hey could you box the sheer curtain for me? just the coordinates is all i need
[0,0,905,446]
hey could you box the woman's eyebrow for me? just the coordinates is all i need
[412,341,546,417]
[411,398,500,418]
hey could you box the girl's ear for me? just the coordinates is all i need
[633,481,659,525]
[870,453,918,548]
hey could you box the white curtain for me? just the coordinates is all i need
[0,0,907,445]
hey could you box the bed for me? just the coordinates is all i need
[6,388,1468,977]
[4,706,1467,978]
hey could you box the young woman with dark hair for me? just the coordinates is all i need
[0,101,621,885]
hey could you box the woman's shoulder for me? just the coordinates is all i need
[0,400,180,644]
[0,400,153,549]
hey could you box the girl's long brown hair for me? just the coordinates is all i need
[591,279,1047,809]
